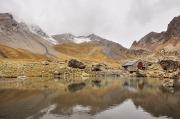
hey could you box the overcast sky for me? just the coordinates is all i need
[0,0,180,48]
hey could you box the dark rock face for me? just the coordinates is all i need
[0,13,13,20]
[0,13,18,32]
[68,82,86,92]
[159,60,180,71]
[68,59,86,69]
[166,16,180,38]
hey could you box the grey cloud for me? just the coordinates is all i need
[0,0,180,48]
[127,0,180,25]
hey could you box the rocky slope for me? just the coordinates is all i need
[0,44,46,59]
[131,15,180,52]
[0,13,157,62]
[53,33,127,63]
[0,13,59,58]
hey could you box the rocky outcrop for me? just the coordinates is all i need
[166,16,180,38]
[159,60,179,72]
[131,15,180,52]
[68,59,86,69]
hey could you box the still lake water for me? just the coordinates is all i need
[0,78,180,119]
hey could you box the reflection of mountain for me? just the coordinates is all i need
[0,81,180,119]
[132,91,180,119]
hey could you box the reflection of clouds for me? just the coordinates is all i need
[0,79,180,119]
[127,0,180,25]
[95,99,167,119]
[26,104,58,119]
[73,105,91,113]
[40,104,57,113]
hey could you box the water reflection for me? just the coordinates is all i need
[0,78,180,119]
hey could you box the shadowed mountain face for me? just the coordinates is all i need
[0,13,60,58]
[131,15,180,52]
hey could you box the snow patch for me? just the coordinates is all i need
[73,37,91,43]
[44,37,58,45]
[28,25,58,45]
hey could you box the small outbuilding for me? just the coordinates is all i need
[122,60,146,73]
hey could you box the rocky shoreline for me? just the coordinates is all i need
[0,58,179,90]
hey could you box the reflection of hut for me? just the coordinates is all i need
[122,60,146,73]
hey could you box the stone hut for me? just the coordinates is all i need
[122,60,146,73]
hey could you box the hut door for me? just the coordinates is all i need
[137,62,143,70]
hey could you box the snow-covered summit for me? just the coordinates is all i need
[28,25,58,45]
[53,33,103,44]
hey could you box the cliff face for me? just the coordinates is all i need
[0,13,59,58]
[131,16,180,52]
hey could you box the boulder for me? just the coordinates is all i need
[68,59,86,69]
[92,63,108,71]
[159,60,179,72]
[41,61,49,65]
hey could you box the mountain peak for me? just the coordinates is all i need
[0,13,13,20]
[53,33,104,44]
[0,13,18,32]
[131,15,180,52]
[166,15,180,38]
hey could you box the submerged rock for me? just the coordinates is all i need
[68,59,86,69]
